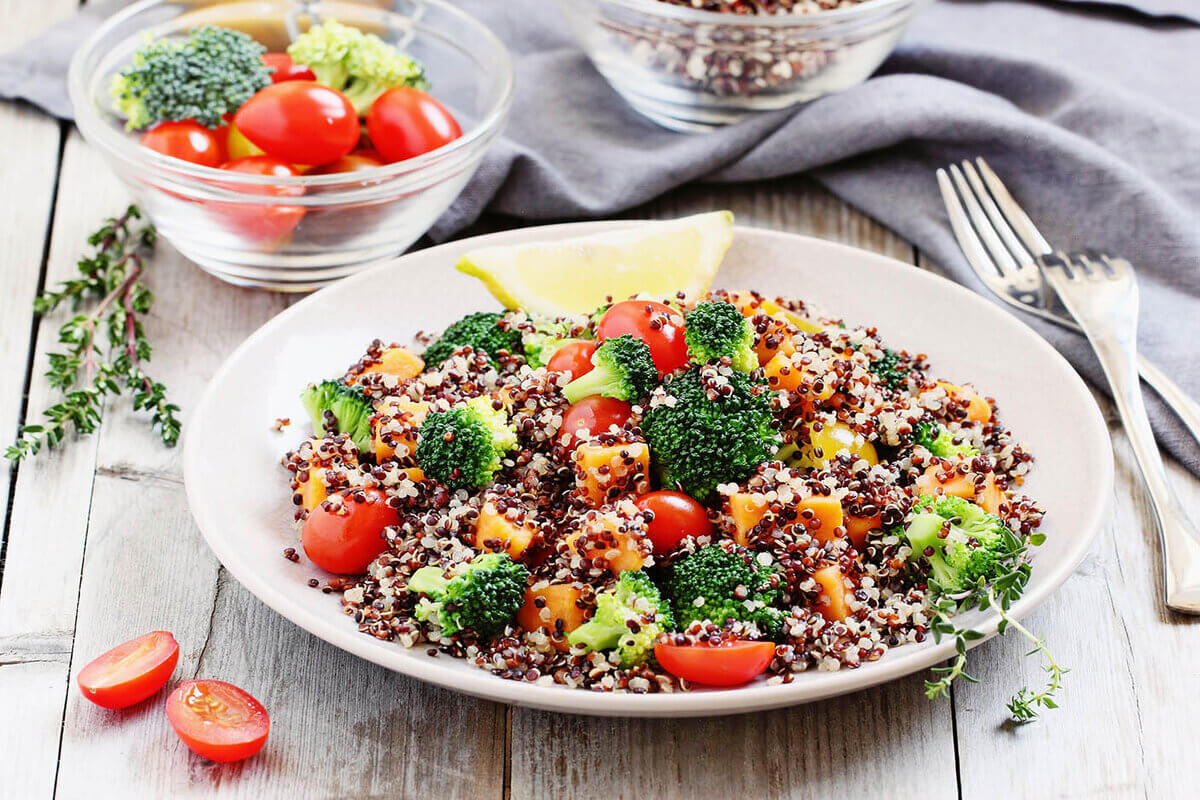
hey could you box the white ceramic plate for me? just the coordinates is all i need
[183,223,1112,717]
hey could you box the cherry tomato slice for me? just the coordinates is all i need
[302,488,399,574]
[139,121,226,168]
[233,81,359,165]
[633,490,713,556]
[213,156,306,243]
[261,52,316,83]
[545,340,597,379]
[597,300,688,376]
[366,87,462,163]
[76,631,179,709]
[308,152,383,175]
[654,640,776,687]
[165,680,270,762]
[560,396,632,448]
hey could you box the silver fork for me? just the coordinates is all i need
[937,159,1200,446]
[940,161,1200,614]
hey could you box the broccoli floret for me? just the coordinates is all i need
[667,545,784,639]
[642,367,779,500]
[415,396,517,490]
[901,495,1019,593]
[109,26,270,130]
[287,20,427,115]
[299,380,372,453]
[562,335,659,404]
[869,348,908,391]
[422,312,523,368]
[912,421,980,459]
[684,300,756,373]
[567,571,674,667]
[408,553,529,638]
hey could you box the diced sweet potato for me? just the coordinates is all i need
[798,495,844,544]
[399,466,425,483]
[517,583,587,652]
[297,467,329,512]
[572,441,650,507]
[844,513,882,550]
[978,473,1005,515]
[357,346,423,382]
[937,381,992,424]
[729,492,769,546]
[764,351,835,407]
[812,565,851,622]
[565,514,647,574]
[915,463,977,500]
[474,501,537,560]
[371,396,429,462]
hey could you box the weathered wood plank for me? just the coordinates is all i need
[510,180,957,800]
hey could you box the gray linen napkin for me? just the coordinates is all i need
[3,0,1198,476]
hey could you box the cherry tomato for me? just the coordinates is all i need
[366,87,462,163]
[308,152,383,175]
[596,300,688,376]
[233,81,359,165]
[261,52,316,83]
[654,640,776,687]
[634,490,713,556]
[302,488,399,574]
[165,680,269,762]
[213,156,306,242]
[560,396,632,448]
[139,121,226,168]
[76,631,179,709]
[546,340,597,379]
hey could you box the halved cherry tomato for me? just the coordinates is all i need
[597,300,688,376]
[213,156,306,242]
[139,121,226,168]
[308,152,383,175]
[546,340,597,379]
[560,396,632,448]
[233,81,359,165]
[165,680,269,762]
[634,490,713,556]
[302,487,399,574]
[366,87,461,163]
[654,640,776,686]
[261,52,316,83]
[76,631,179,709]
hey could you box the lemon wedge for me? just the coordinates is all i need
[455,211,734,317]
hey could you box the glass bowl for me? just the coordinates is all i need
[68,0,514,291]
[554,0,928,132]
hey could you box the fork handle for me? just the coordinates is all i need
[1089,334,1200,613]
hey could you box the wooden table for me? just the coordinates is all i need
[3,3,1199,798]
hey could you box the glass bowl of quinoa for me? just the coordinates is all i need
[553,0,930,131]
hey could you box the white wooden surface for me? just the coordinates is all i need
[2,5,1199,798]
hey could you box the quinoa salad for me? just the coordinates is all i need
[281,289,1045,696]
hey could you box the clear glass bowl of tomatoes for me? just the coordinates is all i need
[68,0,514,291]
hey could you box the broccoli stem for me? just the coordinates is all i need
[407,565,449,597]
[563,361,616,404]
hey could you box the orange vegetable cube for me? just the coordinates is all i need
[371,396,429,462]
[798,495,844,544]
[937,381,992,424]
[565,514,647,574]
[572,441,650,507]
[474,501,537,560]
[813,565,851,622]
[357,346,424,382]
[844,513,882,549]
[297,467,329,512]
[517,583,587,652]
[764,351,835,405]
[729,492,769,546]
[915,463,977,500]
[978,473,1005,516]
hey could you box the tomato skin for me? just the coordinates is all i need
[139,121,226,168]
[261,52,316,83]
[633,491,713,556]
[213,156,306,242]
[560,396,632,448]
[76,631,179,709]
[165,680,269,763]
[308,152,383,175]
[302,488,399,574]
[234,82,359,165]
[597,300,688,376]
[546,340,597,379]
[654,640,776,687]
[366,87,462,163]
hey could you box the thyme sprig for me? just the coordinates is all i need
[921,529,1066,723]
[6,206,180,461]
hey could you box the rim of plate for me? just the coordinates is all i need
[183,222,1112,717]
